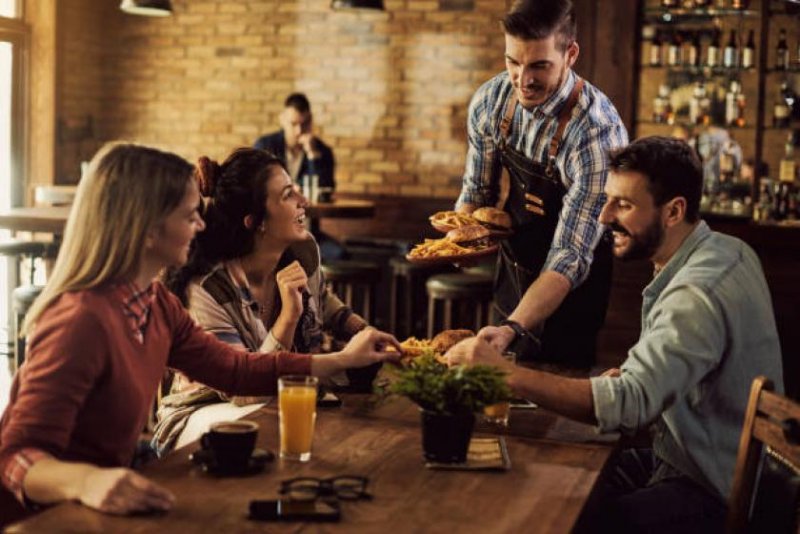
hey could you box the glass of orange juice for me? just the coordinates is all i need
[278,375,319,462]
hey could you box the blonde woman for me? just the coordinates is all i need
[0,142,399,517]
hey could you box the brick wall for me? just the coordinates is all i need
[56,0,512,197]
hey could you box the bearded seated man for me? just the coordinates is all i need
[448,136,784,534]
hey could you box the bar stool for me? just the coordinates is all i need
[426,272,494,338]
[12,285,43,370]
[388,256,456,339]
[321,260,382,323]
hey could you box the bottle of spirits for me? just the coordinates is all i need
[694,0,710,7]
[774,82,792,127]
[706,31,720,68]
[741,30,755,69]
[723,30,737,68]
[667,33,682,66]
[650,32,663,67]
[731,0,747,9]
[735,90,747,128]
[725,80,741,126]
[779,133,797,184]
[661,0,678,7]
[653,85,673,123]
[776,29,789,70]
[688,32,701,67]
[690,82,707,124]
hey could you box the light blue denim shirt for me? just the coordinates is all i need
[591,221,783,501]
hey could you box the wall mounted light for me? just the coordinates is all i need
[331,0,385,10]
[120,0,173,17]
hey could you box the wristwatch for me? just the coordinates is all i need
[499,319,529,343]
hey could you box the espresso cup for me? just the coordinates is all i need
[200,420,259,473]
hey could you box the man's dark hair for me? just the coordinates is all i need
[502,0,577,52]
[284,92,311,114]
[608,136,703,223]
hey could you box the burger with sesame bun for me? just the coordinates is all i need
[445,224,492,250]
[472,207,512,233]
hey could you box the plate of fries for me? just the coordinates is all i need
[405,239,499,265]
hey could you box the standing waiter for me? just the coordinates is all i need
[457,0,628,368]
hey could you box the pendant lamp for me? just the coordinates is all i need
[120,0,173,17]
[331,0,385,10]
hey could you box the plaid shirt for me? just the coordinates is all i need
[114,281,156,344]
[1,281,156,505]
[456,70,628,287]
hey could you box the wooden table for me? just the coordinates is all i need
[7,395,617,533]
[0,200,375,236]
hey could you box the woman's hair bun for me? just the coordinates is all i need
[195,156,221,197]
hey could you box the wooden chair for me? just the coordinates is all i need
[727,376,800,534]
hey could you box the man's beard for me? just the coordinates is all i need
[608,217,664,262]
[518,64,567,110]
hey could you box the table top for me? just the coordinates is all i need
[8,394,617,533]
[0,200,375,235]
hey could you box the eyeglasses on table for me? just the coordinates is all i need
[279,475,372,501]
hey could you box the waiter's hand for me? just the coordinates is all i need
[477,325,515,352]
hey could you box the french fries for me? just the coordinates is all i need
[407,238,472,259]
[429,211,478,230]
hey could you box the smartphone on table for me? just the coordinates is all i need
[249,499,341,522]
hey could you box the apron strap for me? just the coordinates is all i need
[499,90,518,147]
[546,77,584,176]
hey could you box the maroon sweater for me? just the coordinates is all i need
[0,282,311,474]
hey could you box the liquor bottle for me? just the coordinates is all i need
[779,133,797,183]
[731,0,747,9]
[661,0,678,7]
[649,33,662,67]
[774,81,792,128]
[667,33,682,66]
[694,0,710,7]
[754,179,774,222]
[690,82,707,124]
[723,30,737,69]
[653,85,673,123]
[707,31,720,67]
[725,80,741,126]
[776,29,789,71]
[741,30,755,69]
[688,32,701,67]
[735,91,747,128]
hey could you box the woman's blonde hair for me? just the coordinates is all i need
[22,142,194,335]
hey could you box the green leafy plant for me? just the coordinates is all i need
[389,353,511,415]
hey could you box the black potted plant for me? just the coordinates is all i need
[390,353,510,463]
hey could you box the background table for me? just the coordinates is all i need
[8,394,617,533]
[0,200,375,236]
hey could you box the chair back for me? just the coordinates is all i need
[727,376,800,533]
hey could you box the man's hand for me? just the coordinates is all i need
[80,466,175,515]
[446,337,515,374]
[477,325,515,352]
[297,132,319,160]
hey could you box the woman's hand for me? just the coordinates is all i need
[311,327,401,377]
[80,466,175,515]
[275,261,308,322]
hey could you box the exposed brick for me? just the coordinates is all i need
[57,0,508,199]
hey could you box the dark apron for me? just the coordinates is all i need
[494,78,612,368]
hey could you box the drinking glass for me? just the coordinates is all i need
[483,351,517,427]
[279,375,319,461]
